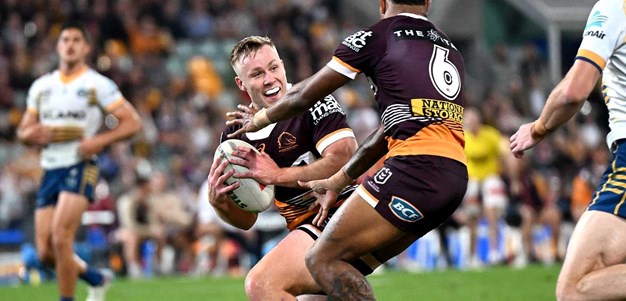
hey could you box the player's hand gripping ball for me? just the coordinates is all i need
[214,139,275,213]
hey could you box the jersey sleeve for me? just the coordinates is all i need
[25,77,44,114]
[327,24,387,79]
[307,95,355,154]
[94,74,126,113]
[577,0,626,72]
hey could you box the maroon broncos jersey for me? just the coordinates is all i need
[327,13,466,164]
[221,95,355,230]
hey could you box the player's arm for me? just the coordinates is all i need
[79,101,142,157]
[342,125,388,181]
[264,136,358,188]
[207,157,258,230]
[16,110,52,146]
[534,60,600,137]
[303,125,387,226]
[305,125,387,192]
[227,67,351,137]
[510,60,600,157]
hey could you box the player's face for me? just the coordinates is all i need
[235,45,287,108]
[56,28,90,65]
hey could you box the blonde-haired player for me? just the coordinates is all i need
[16,21,141,301]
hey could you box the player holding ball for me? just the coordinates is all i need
[207,36,358,300]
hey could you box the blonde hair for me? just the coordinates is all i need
[229,36,276,71]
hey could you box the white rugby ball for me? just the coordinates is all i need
[214,139,275,213]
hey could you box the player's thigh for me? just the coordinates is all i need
[559,211,626,282]
[248,229,320,294]
[52,191,89,239]
[312,194,406,262]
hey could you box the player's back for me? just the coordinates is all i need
[331,14,465,163]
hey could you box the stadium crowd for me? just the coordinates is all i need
[0,0,610,278]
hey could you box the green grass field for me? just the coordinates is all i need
[0,264,560,300]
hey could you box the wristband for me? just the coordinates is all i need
[252,108,271,128]
[530,120,553,140]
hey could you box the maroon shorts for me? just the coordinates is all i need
[358,155,468,236]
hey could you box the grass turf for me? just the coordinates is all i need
[0,264,559,300]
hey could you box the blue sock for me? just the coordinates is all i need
[60,297,74,301]
[79,266,104,286]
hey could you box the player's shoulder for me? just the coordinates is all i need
[590,0,625,18]
[85,68,117,85]
[595,0,623,8]
[31,71,56,87]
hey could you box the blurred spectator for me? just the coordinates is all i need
[116,172,162,278]
[149,171,195,274]
[195,179,258,276]
[457,107,509,267]
[570,144,609,222]
[180,0,215,40]
[127,13,173,57]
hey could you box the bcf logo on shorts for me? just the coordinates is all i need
[389,196,423,222]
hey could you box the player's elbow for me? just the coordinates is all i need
[130,118,143,135]
[559,82,591,106]
[16,128,28,144]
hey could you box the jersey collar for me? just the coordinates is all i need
[398,13,429,21]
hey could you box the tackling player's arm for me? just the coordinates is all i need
[304,126,387,226]
[79,101,142,158]
[276,136,357,188]
[342,125,388,181]
[207,157,258,230]
[229,136,357,188]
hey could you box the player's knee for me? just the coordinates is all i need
[51,231,73,251]
[555,279,581,301]
[244,268,270,299]
[36,248,54,265]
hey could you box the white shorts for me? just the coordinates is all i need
[464,175,508,209]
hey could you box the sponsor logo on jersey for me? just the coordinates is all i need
[374,167,392,184]
[341,30,373,52]
[411,98,463,122]
[393,27,456,49]
[389,196,423,222]
[257,143,266,153]
[278,132,298,152]
[309,96,345,125]
[585,11,607,30]
[584,30,606,39]
[77,88,89,97]
[42,110,87,120]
